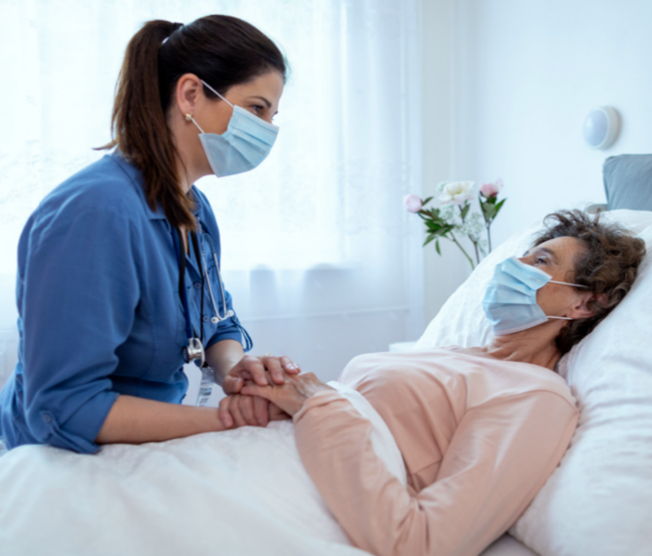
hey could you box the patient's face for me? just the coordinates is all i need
[520,236,588,319]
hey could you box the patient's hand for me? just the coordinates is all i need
[218,394,290,428]
[222,355,301,396]
[240,373,334,417]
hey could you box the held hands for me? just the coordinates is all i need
[217,370,333,429]
[218,394,290,429]
[241,372,333,417]
[222,354,301,395]
[218,354,302,429]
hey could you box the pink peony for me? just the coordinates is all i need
[480,178,503,198]
[404,194,423,213]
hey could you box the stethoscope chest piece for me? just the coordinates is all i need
[182,337,205,368]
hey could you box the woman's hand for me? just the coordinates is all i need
[222,355,301,395]
[240,372,334,417]
[217,394,291,429]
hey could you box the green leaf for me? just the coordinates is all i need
[423,234,436,247]
[460,203,471,221]
[422,196,433,206]
[435,239,441,255]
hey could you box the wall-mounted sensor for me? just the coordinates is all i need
[583,106,620,149]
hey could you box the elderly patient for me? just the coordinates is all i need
[223,210,645,556]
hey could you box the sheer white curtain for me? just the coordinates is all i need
[0,0,423,385]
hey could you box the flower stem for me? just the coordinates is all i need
[472,239,480,264]
[450,233,475,270]
[486,224,493,252]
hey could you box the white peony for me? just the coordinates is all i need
[438,181,475,205]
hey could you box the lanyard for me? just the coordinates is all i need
[172,226,216,406]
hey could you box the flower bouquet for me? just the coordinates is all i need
[404,180,506,270]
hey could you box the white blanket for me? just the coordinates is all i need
[0,383,406,556]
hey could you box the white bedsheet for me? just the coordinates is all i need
[0,383,405,556]
[0,381,534,556]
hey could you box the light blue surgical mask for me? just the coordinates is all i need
[482,256,587,336]
[187,80,279,177]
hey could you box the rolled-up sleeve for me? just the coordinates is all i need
[294,390,578,556]
[205,290,249,349]
[20,203,140,453]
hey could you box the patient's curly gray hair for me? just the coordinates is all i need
[533,209,646,355]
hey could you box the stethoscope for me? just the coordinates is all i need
[171,224,233,369]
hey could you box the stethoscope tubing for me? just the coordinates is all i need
[200,231,234,324]
[172,223,233,366]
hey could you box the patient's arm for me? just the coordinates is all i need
[249,377,578,556]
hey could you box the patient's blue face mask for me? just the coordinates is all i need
[482,256,587,336]
[187,80,279,178]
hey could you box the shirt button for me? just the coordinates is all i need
[42,413,52,423]
[194,282,201,289]
[203,315,209,323]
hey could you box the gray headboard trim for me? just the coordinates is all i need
[603,154,652,211]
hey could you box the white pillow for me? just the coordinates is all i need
[415,209,652,556]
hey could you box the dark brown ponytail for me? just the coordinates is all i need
[100,16,287,231]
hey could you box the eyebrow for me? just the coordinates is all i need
[247,95,272,109]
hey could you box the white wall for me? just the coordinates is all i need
[420,0,475,325]
[421,0,652,323]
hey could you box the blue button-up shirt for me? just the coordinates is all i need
[0,153,249,453]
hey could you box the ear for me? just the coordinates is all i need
[568,292,607,319]
[174,73,203,118]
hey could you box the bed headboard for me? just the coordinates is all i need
[603,154,652,211]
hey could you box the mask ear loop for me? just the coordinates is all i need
[546,280,589,320]
[185,113,205,134]
[200,79,234,108]
[549,280,588,288]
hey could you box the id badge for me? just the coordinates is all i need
[196,366,217,407]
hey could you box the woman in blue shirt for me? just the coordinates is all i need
[0,16,297,453]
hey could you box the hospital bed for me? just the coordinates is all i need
[1,154,651,556]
